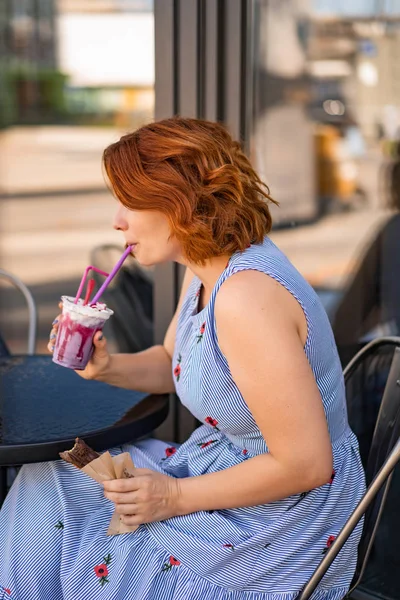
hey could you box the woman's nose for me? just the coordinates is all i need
[113,207,128,231]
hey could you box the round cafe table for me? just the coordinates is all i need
[0,355,169,504]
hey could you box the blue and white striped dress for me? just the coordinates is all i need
[0,237,365,600]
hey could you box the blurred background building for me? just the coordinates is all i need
[0,0,153,129]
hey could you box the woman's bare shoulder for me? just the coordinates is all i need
[216,269,290,313]
[215,269,306,343]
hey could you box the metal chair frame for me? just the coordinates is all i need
[0,269,38,498]
[297,337,400,600]
[0,268,37,355]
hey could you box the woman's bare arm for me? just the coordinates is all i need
[177,270,333,513]
[97,345,175,394]
[96,267,195,394]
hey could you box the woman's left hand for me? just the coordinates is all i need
[103,468,181,526]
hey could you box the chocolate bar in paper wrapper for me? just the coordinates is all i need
[59,437,138,536]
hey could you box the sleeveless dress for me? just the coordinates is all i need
[0,236,365,600]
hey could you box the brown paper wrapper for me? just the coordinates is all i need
[61,443,138,536]
[105,453,138,535]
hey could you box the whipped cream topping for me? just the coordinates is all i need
[61,296,114,321]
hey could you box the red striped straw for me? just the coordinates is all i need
[83,279,95,306]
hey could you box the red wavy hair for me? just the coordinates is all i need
[103,117,277,264]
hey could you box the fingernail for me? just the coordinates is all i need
[52,319,58,325]
[50,333,56,340]
[98,334,104,341]
[51,345,55,351]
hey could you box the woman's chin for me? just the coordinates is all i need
[134,252,157,268]
[133,247,176,267]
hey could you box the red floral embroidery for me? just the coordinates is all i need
[174,354,182,381]
[196,322,206,343]
[94,554,111,586]
[197,440,218,449]
[223,543,235,551]
[242,449,248,455]
[329,469,336,484]
[322,535,336,554]
[327,535,336,547]
[205,416,219,431]
[162,446,177,460]
[94,564,109,578]
[4,589,11,596]
[162,556,181,571]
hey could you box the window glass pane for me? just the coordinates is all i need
[252,0,400,368]
[0,0,154,353]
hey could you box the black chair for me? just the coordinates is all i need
[90,244,153,353]
[331,213,400,368]
[345,339,397,469]
[297,337,400,600]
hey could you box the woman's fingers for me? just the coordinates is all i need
[47,313,62,353]
[92,332,109,362]
[114,503,138,516]
[120,514,141,526]
[47,334,57,353]
[104,490,138,504]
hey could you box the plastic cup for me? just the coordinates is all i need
[52,295,114,370]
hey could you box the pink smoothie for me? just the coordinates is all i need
[52,296,113,370]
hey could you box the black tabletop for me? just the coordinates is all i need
[0,355,169,465]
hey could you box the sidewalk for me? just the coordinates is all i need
[0,126,123,196]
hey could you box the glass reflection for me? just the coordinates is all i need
[252,0,400,361]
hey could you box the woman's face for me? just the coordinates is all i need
[113,202,182,266]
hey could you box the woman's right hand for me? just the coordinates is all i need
[48,303,111,380]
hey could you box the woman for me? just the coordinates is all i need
[0,118,365,600]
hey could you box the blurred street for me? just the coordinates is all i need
[0,126,122,196]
